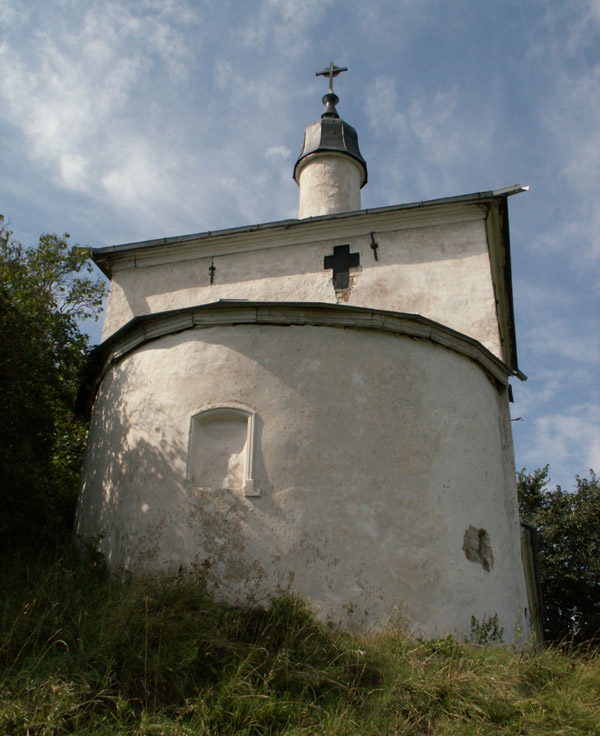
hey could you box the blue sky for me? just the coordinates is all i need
[1,0,598,489]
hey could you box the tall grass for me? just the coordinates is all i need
[1,550,599,735]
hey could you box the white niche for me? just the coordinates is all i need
[188,407,258,496]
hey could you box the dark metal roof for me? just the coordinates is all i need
[293,115,368,186]
[293,61,367,184]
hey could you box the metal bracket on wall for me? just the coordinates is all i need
[370,232,379,261]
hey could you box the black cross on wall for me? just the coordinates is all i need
[324,244,360,290]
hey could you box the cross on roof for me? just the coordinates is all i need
[316,61,348,94]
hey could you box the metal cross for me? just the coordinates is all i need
[316,61,348,94]
[324,244,360,290]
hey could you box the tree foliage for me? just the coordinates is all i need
[0,215,106,551]
[518,466,600,643]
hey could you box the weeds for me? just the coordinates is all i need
[470,613,504,645]
[1,550,599,734]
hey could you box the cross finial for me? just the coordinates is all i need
[316,61,348,95]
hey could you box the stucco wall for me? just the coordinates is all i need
[77,323,529,640]
[102,216,502,359]
[297,153,363,218]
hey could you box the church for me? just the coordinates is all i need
[77,64,542,641]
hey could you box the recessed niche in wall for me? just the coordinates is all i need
[188,407,258,496]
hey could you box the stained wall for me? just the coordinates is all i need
[77,323,529,640]
[101,205,504,361]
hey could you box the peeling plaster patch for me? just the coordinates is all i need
[336,266,362,303]
[463,525,494,572]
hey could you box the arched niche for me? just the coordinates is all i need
[187,406,258,496]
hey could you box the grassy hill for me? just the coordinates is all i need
[1,552,598,735]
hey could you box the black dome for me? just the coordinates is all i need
[293,92,367,187]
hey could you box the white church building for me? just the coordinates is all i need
[77,65,542,641]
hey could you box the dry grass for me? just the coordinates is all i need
[1,552,599,735]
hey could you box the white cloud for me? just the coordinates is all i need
[101,144,164,206]
[513,360,598,417]
[0,0,29,27]
[366,75,407,135]
[564,0,600,53]
[524,3,600,265]
[215,59,234,91]
[365,73,496,202]
[238,0,335,56]
[265,145,292,162]
[525,316,600,366]
[515,275,600,364]
[0,0,596,495]
[0,0,208,231]
[549,70,600,263]
[521,404,600,484]
[59,153,88,190]
[407,87,484,166]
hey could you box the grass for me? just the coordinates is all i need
[1,550,599,735]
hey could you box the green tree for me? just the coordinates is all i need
[518,466,600,643]
[0,215,106,551]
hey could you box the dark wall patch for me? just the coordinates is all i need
[463,525,494,571]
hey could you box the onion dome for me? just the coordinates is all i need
[293,62,367,187]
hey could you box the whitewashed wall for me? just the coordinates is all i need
[77,323,529,641]
[101,204,504,361]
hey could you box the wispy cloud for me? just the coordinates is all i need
[0,0,199,228]
[365,74,495,202]
[238,0,335,56]
[265,145,292,162]
[515,281,600,366]
[519,403,600,485]
[0,0,598,489]
[0,0,29,29]
[524,2,600,265]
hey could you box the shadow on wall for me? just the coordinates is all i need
[74,324,524,637]
[75,363,286,601]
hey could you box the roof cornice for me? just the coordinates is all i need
[93,186,528,276]
[79,300,525,416]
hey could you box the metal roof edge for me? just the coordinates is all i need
[92,185,529,258]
